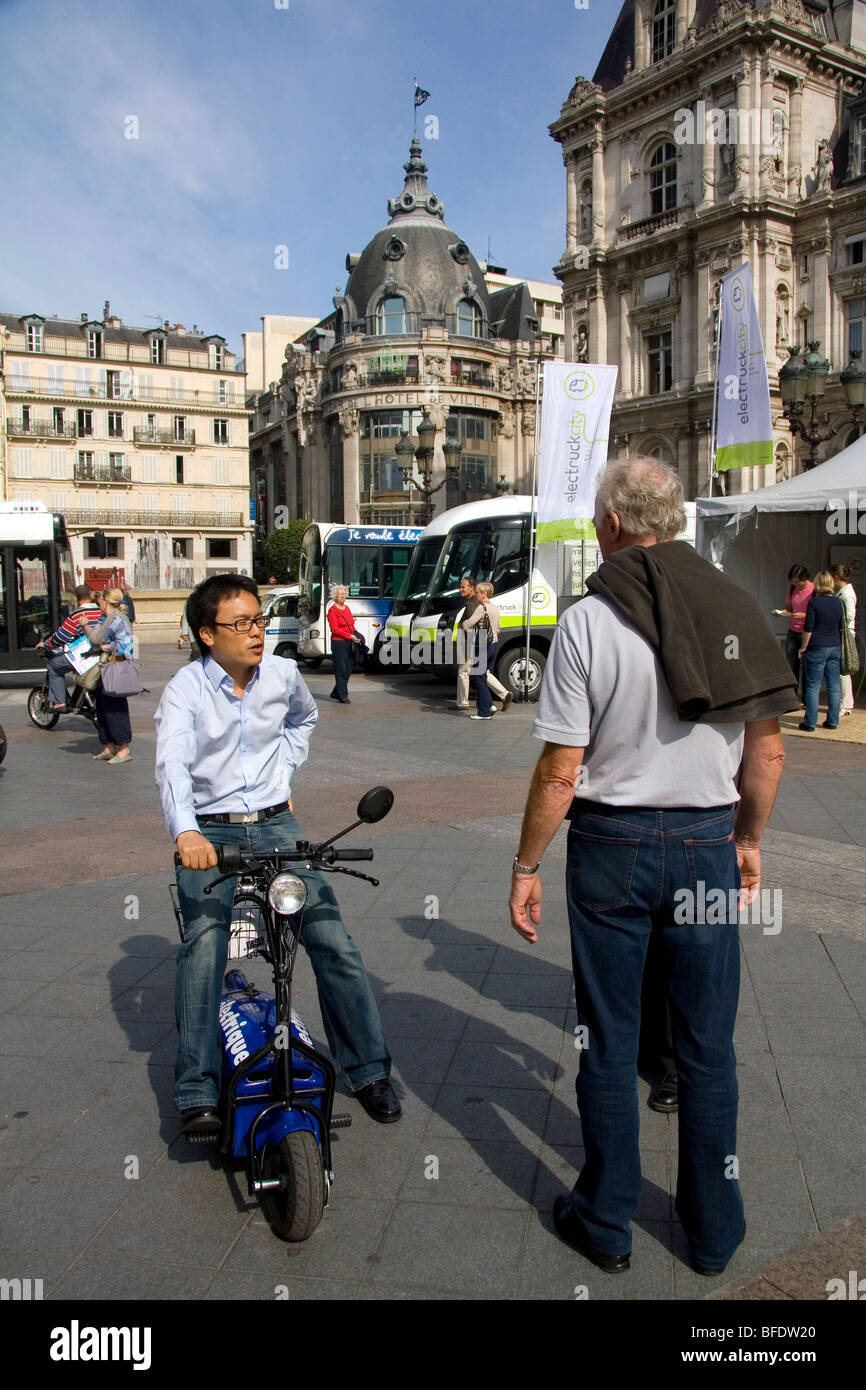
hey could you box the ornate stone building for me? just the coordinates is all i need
[267,140,558,530]
[551,0,866,494]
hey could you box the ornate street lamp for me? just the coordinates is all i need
[398,411,461,524]
[779,340,865,470]
[496,474,510,495]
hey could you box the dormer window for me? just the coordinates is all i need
[209,342,225,369]
[649,142,678,215]
[26,322,43,352]
[150,335,164,364]
[87,328,102,359]
[652,0,677,64]
[457,299,483,338]
[375,296,408,335]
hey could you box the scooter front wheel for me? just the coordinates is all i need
[261,1129,325,1242]
[27,688,60,729]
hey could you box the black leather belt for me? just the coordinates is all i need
[197,801,291,825]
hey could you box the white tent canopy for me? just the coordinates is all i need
[696,437,866,626]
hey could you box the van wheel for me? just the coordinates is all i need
[496,647,546,701]
[274,644,297,660]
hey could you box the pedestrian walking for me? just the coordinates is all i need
[509,457,796,1277]
[832,564,858,716]
[154,573,401,1138]
[774,564,813,702]
[461,581,501,720]
[118,584,136,625]
[90,588,135,764]
[326,585,361,703]
[453,577,511,711]
[799,570,844,731]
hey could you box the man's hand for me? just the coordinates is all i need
[176,830,218,870]
[736,843,762,907]
[509,873,541,944]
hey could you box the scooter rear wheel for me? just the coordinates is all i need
[261,1129,325,1242]
[27,688,60,729]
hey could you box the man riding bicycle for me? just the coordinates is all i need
[38,584,101,710]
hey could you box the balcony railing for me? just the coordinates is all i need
[336,313,490,342]
[321,367,495,397]
[74,463,133,484]
[7,419,77,439]
[5,378,246,409]
[620,208,679,241]
[64,509,247,528]
[133,427,196,446]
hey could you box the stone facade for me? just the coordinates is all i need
[551,0,866,494]
[0,308,251,587]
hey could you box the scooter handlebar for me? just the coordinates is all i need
[173,844,375,871]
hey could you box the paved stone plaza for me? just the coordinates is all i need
[1,648,865,1301]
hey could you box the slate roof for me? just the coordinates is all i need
[487,283,540,343]
[0,312,229,354]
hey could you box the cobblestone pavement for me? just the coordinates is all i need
[0,647,864,1300]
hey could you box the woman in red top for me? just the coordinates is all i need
[774,564,813,703]
[326,586,361,703]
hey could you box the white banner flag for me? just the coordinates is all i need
[715,262,772,472]
[536,362,618,542]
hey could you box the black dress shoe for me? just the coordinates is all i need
[180,1107,221,1141]
[552,1195,630,1272]
[648,1071,679,1113]
[354,1079,402,1123]
[691,1220,746,1276]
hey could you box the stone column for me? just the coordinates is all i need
[591,131,606,247]
[788,77,805,200]
[565,152,578,257]
[734,62,752,197]
[698,87,715,212]
[676,257,693,390]
[759,61,777,196]
[618,279,632,395]
[340,413,360,524]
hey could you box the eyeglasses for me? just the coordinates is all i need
[212,614,267,633]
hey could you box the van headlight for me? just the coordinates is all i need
[267,873,308,916]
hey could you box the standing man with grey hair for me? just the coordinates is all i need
[509,457,797,1276]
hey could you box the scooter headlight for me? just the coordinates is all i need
[267,872,308,916]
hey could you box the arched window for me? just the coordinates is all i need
[646,441,673,465]
[649,142,678,215]
[375,296,408,335]
[775,441,791,482]
[652,0,677,63]
[457,299,483,337]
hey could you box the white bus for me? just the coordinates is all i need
[297,522,423,666]
[0,502,76,687]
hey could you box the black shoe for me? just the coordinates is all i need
[354,1079,402,1123]
[329,692,341,701]
[340,698,351,704]
[798,721,815,731]
[648,1071,679,1113]
[552,1195,630,1272]
[691,1220,746,1276]
[180,1107,221,1141]
[821,721,839,730]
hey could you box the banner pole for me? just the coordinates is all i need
[708,288,723,498]
[523,359,543,704]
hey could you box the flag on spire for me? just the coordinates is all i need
[414,84,430,107]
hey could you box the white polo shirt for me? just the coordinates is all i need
[533,595,745,808]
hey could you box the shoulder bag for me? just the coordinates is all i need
[100,653,143,697]
[841,623,860,677]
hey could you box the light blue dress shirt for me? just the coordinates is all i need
[154,654,318,841]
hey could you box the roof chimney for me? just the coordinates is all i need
[173,323,185,334]
[103,300,110,321]
[163,320,170,330]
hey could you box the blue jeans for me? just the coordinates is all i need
[330,639,354,700]
[45,651,73,705]
[173,809,390,1109]
[564,802,743,1269]
[469,640,498,716]
[803,645,842,728]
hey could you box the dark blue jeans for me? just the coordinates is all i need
[803,645,842,728]
[330,639,354,700]
[174,809,390,1109]
[469,639,498,716]
[564,802,743,1270]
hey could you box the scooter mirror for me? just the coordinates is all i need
[356,786,394,824]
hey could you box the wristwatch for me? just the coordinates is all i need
[513,855,541,876]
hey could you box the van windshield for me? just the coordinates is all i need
[427,520,528,604]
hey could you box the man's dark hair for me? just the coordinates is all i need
[74,584,94,602]
[186,574,260,649]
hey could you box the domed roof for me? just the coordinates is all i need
[339,140,491,331]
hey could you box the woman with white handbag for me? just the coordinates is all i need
[89,587,138,765]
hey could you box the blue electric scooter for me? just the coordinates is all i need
[170,785,394,1242]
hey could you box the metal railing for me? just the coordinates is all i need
[64,509,246,528]
[132,427,197,446]
[321,367,494,397]
[7,419,77,439]
[73,463,133,483]
[337,314,490,341]
[5,378,246,409]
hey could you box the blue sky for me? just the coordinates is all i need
[0,0,615,361]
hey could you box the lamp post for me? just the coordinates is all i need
[779,341,865,469]
[397,411,461,524]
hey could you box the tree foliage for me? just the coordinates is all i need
[264,520,309,582]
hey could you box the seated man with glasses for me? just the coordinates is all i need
[155,574,401,1139]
